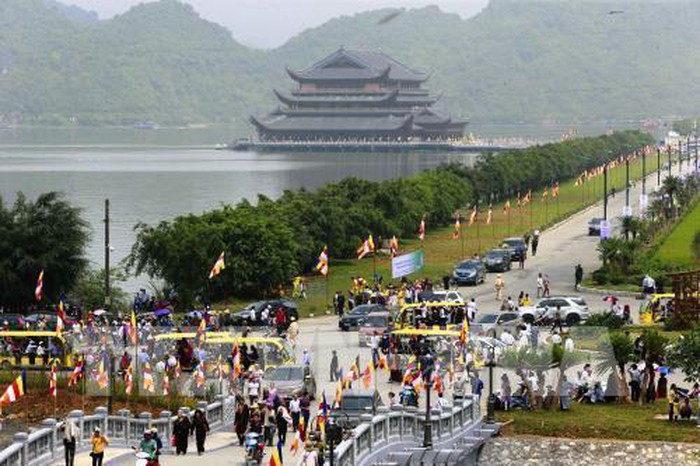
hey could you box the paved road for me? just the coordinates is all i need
[93,162,692,466]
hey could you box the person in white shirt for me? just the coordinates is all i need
[500,330,515,346]
[551,332,562,345]
[63,417,80,466]
[370,334,380,366]
[536,273,544,298]
[564,337,575,352]
[527,371,539,394]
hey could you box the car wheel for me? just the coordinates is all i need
[566,314,581,326]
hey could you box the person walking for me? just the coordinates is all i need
[536,273,544,298]
[191,409,210,456]
[494,274,505,301]
[275,403,292,445]
[543,275,551,298]
[300,392,311,435]
[63,417,80,466]
[173,411,192,455]
[330,350,339,382]
[574,264,583,291]
[234,397,250,446]
[531,229,540,256]
[289,394,301,432]
[627,364,642,403]
[89,428,108,466]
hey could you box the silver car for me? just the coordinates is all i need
[263,365,317,399]
[520,296,590,325]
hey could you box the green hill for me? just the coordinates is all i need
[1,0,700,127]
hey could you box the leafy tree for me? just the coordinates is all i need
[72,267,129,313]
[596,332,635,402]
[668,325,700,383]
[0,192,89,309]
[639,330,669,405]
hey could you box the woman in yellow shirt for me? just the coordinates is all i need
[90,428,109,466]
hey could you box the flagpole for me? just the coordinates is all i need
[460,215,464,259]
[476,210,481,255]
[507,208,511,237]
[529,196,533,231]
[325,272,330,314]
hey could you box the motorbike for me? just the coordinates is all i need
[245,432,265,464]
[132,449,158,466]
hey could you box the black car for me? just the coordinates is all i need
[339,304,385,331]
[452,259,486,286]
[588,217,603,236]
[501,237,527,262]
[230,299,299,327]
[483,248,512,272]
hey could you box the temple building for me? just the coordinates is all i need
[250,48,467,142]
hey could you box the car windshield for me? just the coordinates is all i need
[503,239,523,247]
[485,251,502,259]
[362,316,387,327]
[267,366,304,381]
[457,261,478,269]
[572,298,587,306]
[350,305,374,315]
[476,314,499,324]
[590,218,602,224]
[341,396,374,411]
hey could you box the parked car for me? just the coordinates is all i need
[471,312,521,337]
[483,248,513,272]
[0,314,27,330]
[416,290,465,303]
[452,259,486,286]
[263,364,316,400]
[500,237,527,262]
[588,217,603,236]
[331,389,384,428]
[230,299,299,326]
[339,304,385,331]
[358,311,393,347]
[519,296,590,326]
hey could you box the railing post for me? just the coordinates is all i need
[118,409,131,444]
[95,407,109,434]
[42,418,58,461]
[160,411,172,450]
[13,433,28,466]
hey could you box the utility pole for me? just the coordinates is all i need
[603,164,608,221]
[104,199,113,414]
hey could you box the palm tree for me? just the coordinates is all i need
[639,330,669,405]
[550,343,585,409]
[596,332,634,402]
[500,346,552,409]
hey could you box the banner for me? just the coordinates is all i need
[391,250,425,279]
[599,220,612,239]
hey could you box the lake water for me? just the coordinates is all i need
[0,122,638,290]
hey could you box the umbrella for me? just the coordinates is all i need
[93,309,107,316]
[154,308,171,317]
[602,296,618,303]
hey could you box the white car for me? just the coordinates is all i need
[519,296,590,326]
[425,290,465,303]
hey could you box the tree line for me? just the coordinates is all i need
[128,131,653,305]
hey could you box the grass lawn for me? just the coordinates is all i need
[214,154,659,316]
[497,402,700,443]
[654,199,700,267]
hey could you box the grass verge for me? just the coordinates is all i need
[653,198,700,267]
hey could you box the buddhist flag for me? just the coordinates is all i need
[362,361,374,389]
[194,363,206,388]
[142,363,155,393]
[377,355,389,374]
[552,181,559,198]
[0,372,26,407]
[215,355,225,383]
[196,316,207,343]
[162,371,170,396]
[452,216,461,239]
[68,359,84,387]
[34,270,44,301]
[315,246,329,276]
[541,186,549,201]
[419,215,426,241]
[208,251,225,279]
[124,364,133,395]
[486,205,493,225]
[412,376,423,394]
[129,310,138,346]
[469,205,477,226]
[389,235,399,257]
[269,446,282,466]
[56,296,66,334]
[49,363,58,398]
[357,236,374,260]
[432,372,443,395]
[503,200,511,214]
[232,353,242,380]
[96,359,109,390]
[174,360,182,379]
[335,381,343,407]
[290,430,302,455]
[459,318,469,345]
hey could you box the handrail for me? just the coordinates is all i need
[0,395,236,466]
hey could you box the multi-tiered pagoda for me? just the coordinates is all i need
[250,48,467,142]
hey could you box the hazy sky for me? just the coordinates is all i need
[62,0,489,49]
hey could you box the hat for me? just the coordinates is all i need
[94,427,101,433]
[151,427,158,434]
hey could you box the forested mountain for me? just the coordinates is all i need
[1,0,700,126]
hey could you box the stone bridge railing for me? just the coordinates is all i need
[0,395,235,466]
[333,395,486,466]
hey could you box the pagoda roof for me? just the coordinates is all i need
[250,114,414,132]
[274,89,400,105]
[287,48,429,83]
[413,108,451,126]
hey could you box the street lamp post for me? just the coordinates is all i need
[422,352,434,449]
[657,147,661,187]
[625,156,630,209]
[642,149,646,195]
[486,345,497,424]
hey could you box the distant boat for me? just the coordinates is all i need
[134,121,157,130]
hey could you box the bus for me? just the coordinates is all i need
[0,331,75,370]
